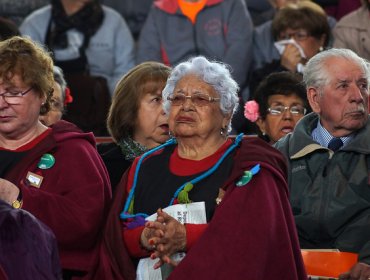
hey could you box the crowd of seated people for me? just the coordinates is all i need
[0,0,364,134]
[0,1,369,279]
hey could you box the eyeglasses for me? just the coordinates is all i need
[279,30,309,42]
[267,105,307,116]
[0,87,33,105]
[49,97,64,112]
[167,93,220,107]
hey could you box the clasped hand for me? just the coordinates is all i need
[140,209,186,269]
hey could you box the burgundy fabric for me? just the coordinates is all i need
[109,137,306,279]
[170,139,307,280]
[0,266,7,280]
[167,137,307,279]
[3,120,112,276]
[0,200,61,279]
[88,171,136,280]
[324,0,361,20]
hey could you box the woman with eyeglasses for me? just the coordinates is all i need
[249,0,332,95]
[0,36,112,279]
[39,66,73,127]
[244,71,310,144]
[103,56,307,279]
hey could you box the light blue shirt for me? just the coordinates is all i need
[312,118,353,150]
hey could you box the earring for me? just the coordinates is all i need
[220,127,228,137]
[319,46,324,52]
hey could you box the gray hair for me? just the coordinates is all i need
[303,48,370,91]
[162,56,239,133]
[53,65,67,102]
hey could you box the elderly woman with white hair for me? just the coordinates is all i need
[103,56,306,279]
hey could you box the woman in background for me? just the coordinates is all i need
[251,1,331,94]
[99,62,171,192]
[39,65,72,126]
[244,71,309,143]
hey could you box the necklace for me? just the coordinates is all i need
[120,133,244,220]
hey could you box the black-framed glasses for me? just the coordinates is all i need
[267,105,307,116]
[0,87,33,105]
[167,93,220,107]
[279,30,310,42]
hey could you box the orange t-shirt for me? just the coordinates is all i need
[177,0,207,24]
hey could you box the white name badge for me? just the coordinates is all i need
[26,171,43,188]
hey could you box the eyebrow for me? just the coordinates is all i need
[270,101,303,105]
[357,78,368,84]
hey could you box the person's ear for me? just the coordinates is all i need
[307,87,321,113]
[222,113,232,129]
[256,118,267,135]
[319,34,326,49]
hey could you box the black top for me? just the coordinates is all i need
[98,143,132,194]
[134,144,236,221]
[0,150,27,177]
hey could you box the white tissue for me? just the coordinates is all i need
[274,39,306,73]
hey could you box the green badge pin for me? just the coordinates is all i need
[236,164,260,187]
[37,153,55,169]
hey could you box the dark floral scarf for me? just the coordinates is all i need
[118,137,148,161]
[46,0,104,49]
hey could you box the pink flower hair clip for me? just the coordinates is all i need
[244,100,260,122]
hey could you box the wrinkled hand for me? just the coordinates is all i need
[140,218,165,251]
[339,262,370,280]
[280,44,302,72]
[149,209,187,269]
[0,178,20,205]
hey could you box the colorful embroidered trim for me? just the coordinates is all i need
[120,133,244,220]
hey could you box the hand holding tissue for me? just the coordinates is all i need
[274,39,306,73]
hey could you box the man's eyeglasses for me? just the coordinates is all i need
[167,93,220,107]
[0,87,33,105]
[267,105,307,116]
[279,30,309,42]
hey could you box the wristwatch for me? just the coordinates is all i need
[12,191,22,209]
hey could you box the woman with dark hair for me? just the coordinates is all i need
[99,61,171,191]
[244,71,309,143]
[251,0,331,94]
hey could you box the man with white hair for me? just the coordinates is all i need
[275,48,370,279]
